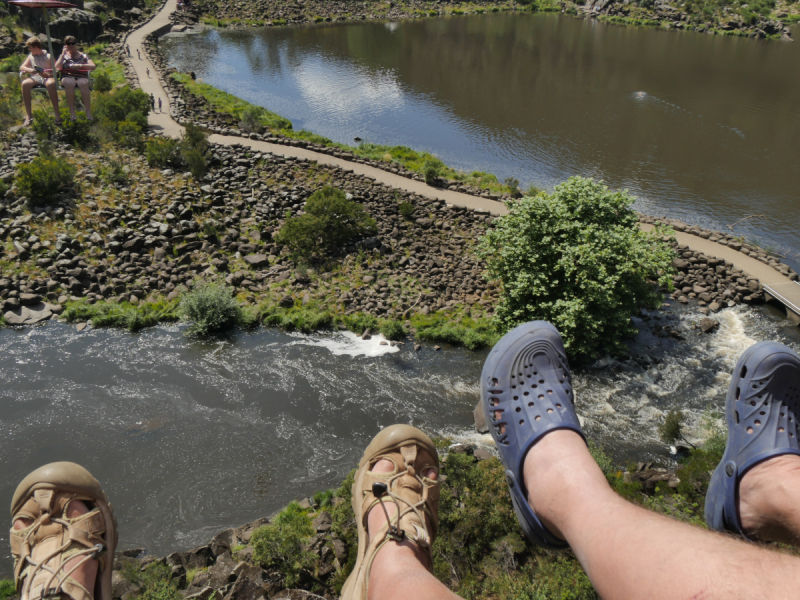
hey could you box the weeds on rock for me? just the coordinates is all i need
[15,154,76,205]
[146,137,183,169]
[411,313,500,350]
[0,580,12,600]
[251,502,317,589]
[63,299,180,332]
[180,282,241,336]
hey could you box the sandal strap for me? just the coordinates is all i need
[11,491,107,600]
[342,426,440,600]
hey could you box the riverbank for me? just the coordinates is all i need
[182,0,797,40]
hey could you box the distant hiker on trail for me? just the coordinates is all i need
[126,44,131,56]
[146,67,151,78]
[137,48,141,60]
[158,97,163,113]
[149,93,155,111]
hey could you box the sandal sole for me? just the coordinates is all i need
[481,321,584,550]
[705,341,800,537]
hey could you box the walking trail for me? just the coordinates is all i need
[124,0,800,323]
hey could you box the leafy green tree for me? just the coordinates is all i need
[275,186,377,262]
[479,176,674,358]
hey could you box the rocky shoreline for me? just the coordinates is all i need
[180,0,796,41]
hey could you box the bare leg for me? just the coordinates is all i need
[13,499,99,594]
[366,460,460,600]
[523,430,800,600]
[77,79,92,119]
[739,454,800,545]
[21,79,35,121]
[63,77,77,118]
[45,78,60,121]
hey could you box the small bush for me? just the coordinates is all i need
[15,155,76,204]
[116,119,144,149]
[659,409,696,449]
[0,94,21,129]
[423,159,440,185]
[99,158,129,186]
[251,502,316,588]
[398,201,414,218]
[146,137,182,169]
[378,319,406,341]
[275,186,377,262]
[0,178,8,199]
[180,122,209,178]
[239,104,265,133]
[0,579,14,600]
[94,71,113,92]
[32,108,59,140]
[180,282,241,336]
[59,110,95,148]
[0,55,24,73]
[504,177,520,192]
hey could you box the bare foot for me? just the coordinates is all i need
[522,429,612,542]
[739,454,800,544]
[14,498,99,598]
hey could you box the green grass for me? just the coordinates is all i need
[411,312,501,350]
[598,15,663,27]
[0,579,14,600]
[169,73,523,195]
[170,72,292,130]
[62,298,180,332]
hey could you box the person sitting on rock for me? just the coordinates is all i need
[18,37,60,127]
[56,35,97,121]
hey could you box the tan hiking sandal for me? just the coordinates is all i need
[9,462,118,600]
[340,424,440,600]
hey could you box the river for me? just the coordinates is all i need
[160,12,800,271]
[1,301,798,571]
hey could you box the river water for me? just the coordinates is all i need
[160,13,800,270]
[1,302,799,571]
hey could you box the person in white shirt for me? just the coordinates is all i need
[18,37,61,126]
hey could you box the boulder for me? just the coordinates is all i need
[234,517,270,545]
[243,254,269,268]
[473,448,493,461]
[223,564,267,600]
[4,302,52,325]
[210,528,237,558]
[49,9,104,43]
[208,551,237,588]
[473,402,489,434]
[699,318,720,333]
[312,511,332,533]
[111,571,141,599]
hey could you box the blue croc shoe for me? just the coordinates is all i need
[481,321,585,550]
[705,341,800,538]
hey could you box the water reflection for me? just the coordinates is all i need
[162,14,800,268]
